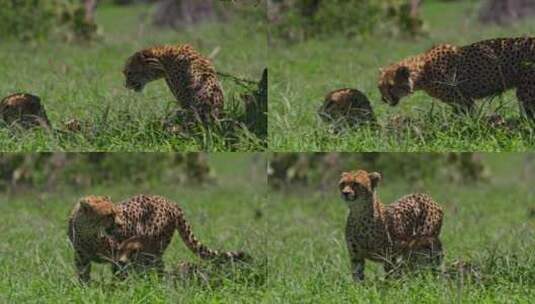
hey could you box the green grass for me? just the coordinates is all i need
[0,3,266,152]
[269,1,535,151]
[266,153,535,302]
[0,153,267,303]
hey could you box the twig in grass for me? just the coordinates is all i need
[217,71,258,88]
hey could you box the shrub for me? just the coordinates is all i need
[0,0,57,41]
[0,0,98,42]
[269,0,426,42]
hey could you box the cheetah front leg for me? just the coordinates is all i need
[450,100,475,117]
[426,237,444,268]
[75,253,92,284]
[516,76,535,121]
[445,92,475,117]
[350,255,365,282]
[430,85,475,116]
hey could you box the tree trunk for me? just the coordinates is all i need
[410,0,421,19]
[153,0,219,28]
[479,0,535,25]
[83,0,98,24]
[243,68,268,144]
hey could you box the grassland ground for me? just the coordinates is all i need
[269,0,535,151]
[0,3,266,152]
[266,154,535,303]
[0,154,267,303]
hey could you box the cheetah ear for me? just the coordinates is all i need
[340,171,351,178]
[368,172,382,189]
[394,66,410,82]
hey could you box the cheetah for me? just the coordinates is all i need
[378,37,535,119]
[338,170,444,281]
[318,88,376,129]
[0,93,50,128]
[123,44,224,123]
[68,195,248,283]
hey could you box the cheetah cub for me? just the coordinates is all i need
[318,88,376,130]
[0,93,50,129]
[339,170,444,281]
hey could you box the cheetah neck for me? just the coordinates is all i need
[71,211,106,239]
[398,54,427,92]
[347,193,385,221]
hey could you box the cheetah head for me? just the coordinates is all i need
[378,65,413,106]
[77,195,123,230]
[123,50,164,92]
[116,236,145,264]
[319,89,363,122]
[338,170,381,203]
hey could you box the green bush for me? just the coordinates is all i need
[0,0,57,41]
[268,153,487,189]
[0,153,213,191]
[270,0,381,41]
[0,0,98,42]
[269,0,425,42]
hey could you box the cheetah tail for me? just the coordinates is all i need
[175,212,251,263]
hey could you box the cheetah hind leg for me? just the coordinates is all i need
[75,254,92,284]
[408,238,444,273]
[163,107,198,136]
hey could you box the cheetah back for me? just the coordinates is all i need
[384,193,443,242]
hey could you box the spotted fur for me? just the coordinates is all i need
[123,44,224,123]
[318,88,376,128]
[378,37,535,118]
[0,93,50,128]
[68,194,247,283]
[339,170,444,281]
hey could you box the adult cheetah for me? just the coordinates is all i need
[378,37,535,118]
[123,44,224,123]
[68,195,248,283]
[338,170,444,281]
